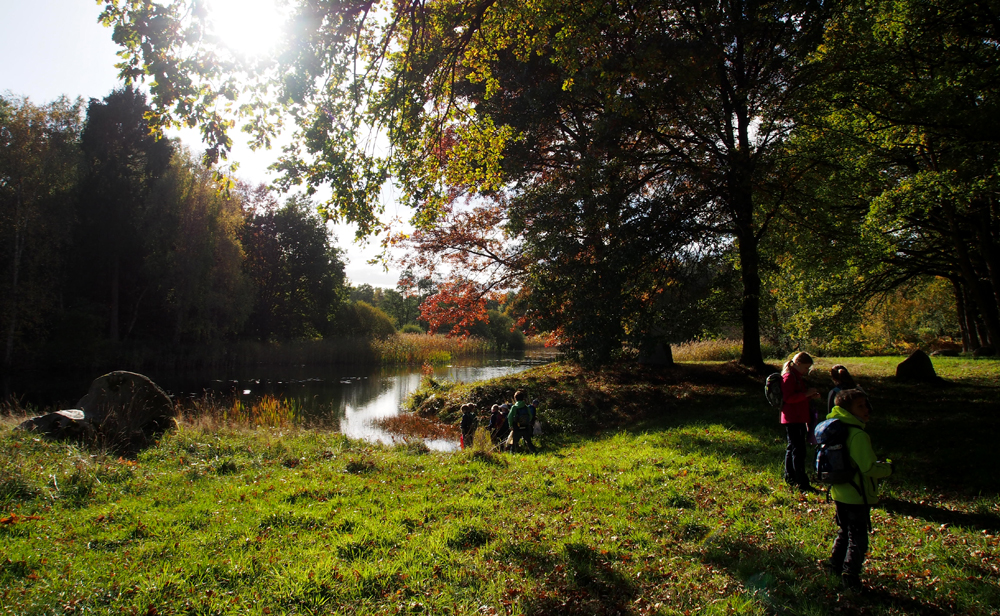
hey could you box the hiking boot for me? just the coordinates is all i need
[841,574,864,592]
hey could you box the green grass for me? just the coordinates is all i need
[1,357,998,615]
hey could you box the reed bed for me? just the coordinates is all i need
[671,338,783,362]
[180,394,303,429]
[372,332,489,365]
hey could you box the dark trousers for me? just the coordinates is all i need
[510,428,536,453]
[830,501,871,578]
[784,423,810,487]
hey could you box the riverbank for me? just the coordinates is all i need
[1,358,998,615]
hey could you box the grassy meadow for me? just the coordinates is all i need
[1,356,998,615]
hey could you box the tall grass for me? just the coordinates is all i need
[372,333,489,365]
[671,338,784,362]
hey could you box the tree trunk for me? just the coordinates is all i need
[110,256,120,343]
[952,278,974,352]
[973,200,1000,333]
[948,209,1000,347]
[735,217,764,369]
[4,184,26,369]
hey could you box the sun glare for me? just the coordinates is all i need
[208,0,287,57]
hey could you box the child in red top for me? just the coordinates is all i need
[781,352,821,492]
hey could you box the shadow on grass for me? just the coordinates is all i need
[492,539,639,615]
[879,497,1000,533]
[519,541,639,616]
[703,536,960,616]
[622,366,1000,498]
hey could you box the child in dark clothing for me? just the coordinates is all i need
[460,403,477,449]
[824,388,893,591]
[827,364,858,414]
[488,404,508,445]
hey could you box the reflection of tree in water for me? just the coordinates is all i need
[373,413,457,441]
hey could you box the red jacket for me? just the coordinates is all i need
[780,369,812,424]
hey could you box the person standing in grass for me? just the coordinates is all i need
[781,351,821,492]
[507,390,537,453]
[488,404,507,445]
[460,403,478,449]
[827,364,859,414]
[823,388,893,592]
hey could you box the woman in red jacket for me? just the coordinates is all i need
[781,352,821,492]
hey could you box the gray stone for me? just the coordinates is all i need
[76,371,176,446]
[895,350,938,382]
[17,409,94,439]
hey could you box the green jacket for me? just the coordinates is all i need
[826,406,892,505]
[507,401,533,430]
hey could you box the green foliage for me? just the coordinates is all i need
[464,309,525,351]
[241,192,348,341]
[400,323,424,335]
[335,301,396,340]
[787,0,1000,350]
[0,94,84,367]
[140,147,253,343]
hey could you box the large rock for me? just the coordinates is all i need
[895,350,938,383]
[973,346,996,358]
[638,342,673,367]
[76,371,176,446]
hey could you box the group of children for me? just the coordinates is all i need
[460,390,540,453]
[780,351,893,592]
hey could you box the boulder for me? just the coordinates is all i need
[76,371,176,446]
[973,346,996,358]
[895,350,938,382]
[638,342,673,366]
[17,409,94,440]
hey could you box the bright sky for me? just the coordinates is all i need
[0,0,403,289]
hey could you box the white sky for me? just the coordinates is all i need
[0,0,404,289]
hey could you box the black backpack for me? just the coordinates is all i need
[765,373,783,408]
[514,405,533,429]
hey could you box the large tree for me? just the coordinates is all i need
[74,87,174,343]
[239,190,348,341]
[786,0,1000,351]
[0,96,83,369]
[104,0,832,367]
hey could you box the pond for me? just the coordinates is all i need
[4,350,559,452]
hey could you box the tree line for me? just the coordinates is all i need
[1,88,527,373]
[95,0,1000,366]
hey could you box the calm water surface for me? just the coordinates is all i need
[6,351,558,452]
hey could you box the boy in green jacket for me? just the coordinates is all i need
[824,388,893,591]
[506,390,537,453]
